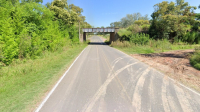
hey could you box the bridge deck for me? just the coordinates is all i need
[82,28,116,33]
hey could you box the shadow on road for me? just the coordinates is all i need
[88,42,111,45]
[139,50,194,59]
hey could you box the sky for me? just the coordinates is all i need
[42,0,200,27]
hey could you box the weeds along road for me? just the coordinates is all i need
[36,36,200,112]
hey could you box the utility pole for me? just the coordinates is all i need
[79,20,80,41]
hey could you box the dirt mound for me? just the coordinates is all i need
[131,49,200,92]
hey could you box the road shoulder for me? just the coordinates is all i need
[114,48,200,94]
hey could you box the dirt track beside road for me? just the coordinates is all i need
[131,49,200,92]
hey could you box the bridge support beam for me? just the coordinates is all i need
[114,28,119,42]
[110,28,119,43]
[83,32,86,41]
[110,32,115,42]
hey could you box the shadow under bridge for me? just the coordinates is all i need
[82,28,119,43]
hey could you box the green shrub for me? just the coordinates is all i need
[190,47,200,70]
[182,32,200,44]
[194,33,200,44]
[117,29,132,41]
[141,24,150,32]
[110,40,130,48]
[134,20,149,26]
[130,33,150,45]
[127,24,142,33]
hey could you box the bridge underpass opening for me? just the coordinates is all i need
[82,28,119,43]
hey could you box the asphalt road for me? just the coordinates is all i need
[37,36,200,112]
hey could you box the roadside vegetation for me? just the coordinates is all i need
[0,44,87,112]
[0,0,91,111]
[109,0,200,70]
[0,0,91,66]
[111,39,198,54]
[190,47,200,70]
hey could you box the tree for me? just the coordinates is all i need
[134,20,149,26]
[21,0,43,3]
[176,0,188,14]
[69,4,83,16]
[110,21,121,28]
[149,0,197,41]
[120,13,146,28]
[45,2,51,8]
[49,0,79,25]
[196,13,200,20]
[111,13,149,28]
[152,1,176,19]
[0,0,92,65]
[69,4,85,22]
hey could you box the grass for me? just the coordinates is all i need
[97,34,200,70]
[110,40,199,55]
[114,45,154,54]
[111,39,200,71]
[0,43,87,112]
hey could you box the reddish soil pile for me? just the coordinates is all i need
[131,50,200,92]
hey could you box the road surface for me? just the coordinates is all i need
[36,36,200,112]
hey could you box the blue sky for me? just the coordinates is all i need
[42,0,200,27]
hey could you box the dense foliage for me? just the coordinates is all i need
[190,47,200,70]
[110,13,149,28]
[111,0,200,44]
[148,0,200,70]
[0,0,91,65]
[149,0,199,43]
[110,0,200,69]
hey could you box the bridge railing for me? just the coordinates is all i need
[82,28,115,33]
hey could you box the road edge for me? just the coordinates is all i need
[35,47,87,112]
[112,47,200,97]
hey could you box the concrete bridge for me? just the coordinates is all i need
[82,28,119,42]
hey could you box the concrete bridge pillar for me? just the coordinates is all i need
[110,32,115,42]
[83,32,86,41]
[114,28,119,41]
[110,28,119,42]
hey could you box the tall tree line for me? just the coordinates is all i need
[110,13,149,28]
[0,0,92,65]
[110,0,200,44]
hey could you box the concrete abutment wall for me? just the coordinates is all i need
[83,32,86,41]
